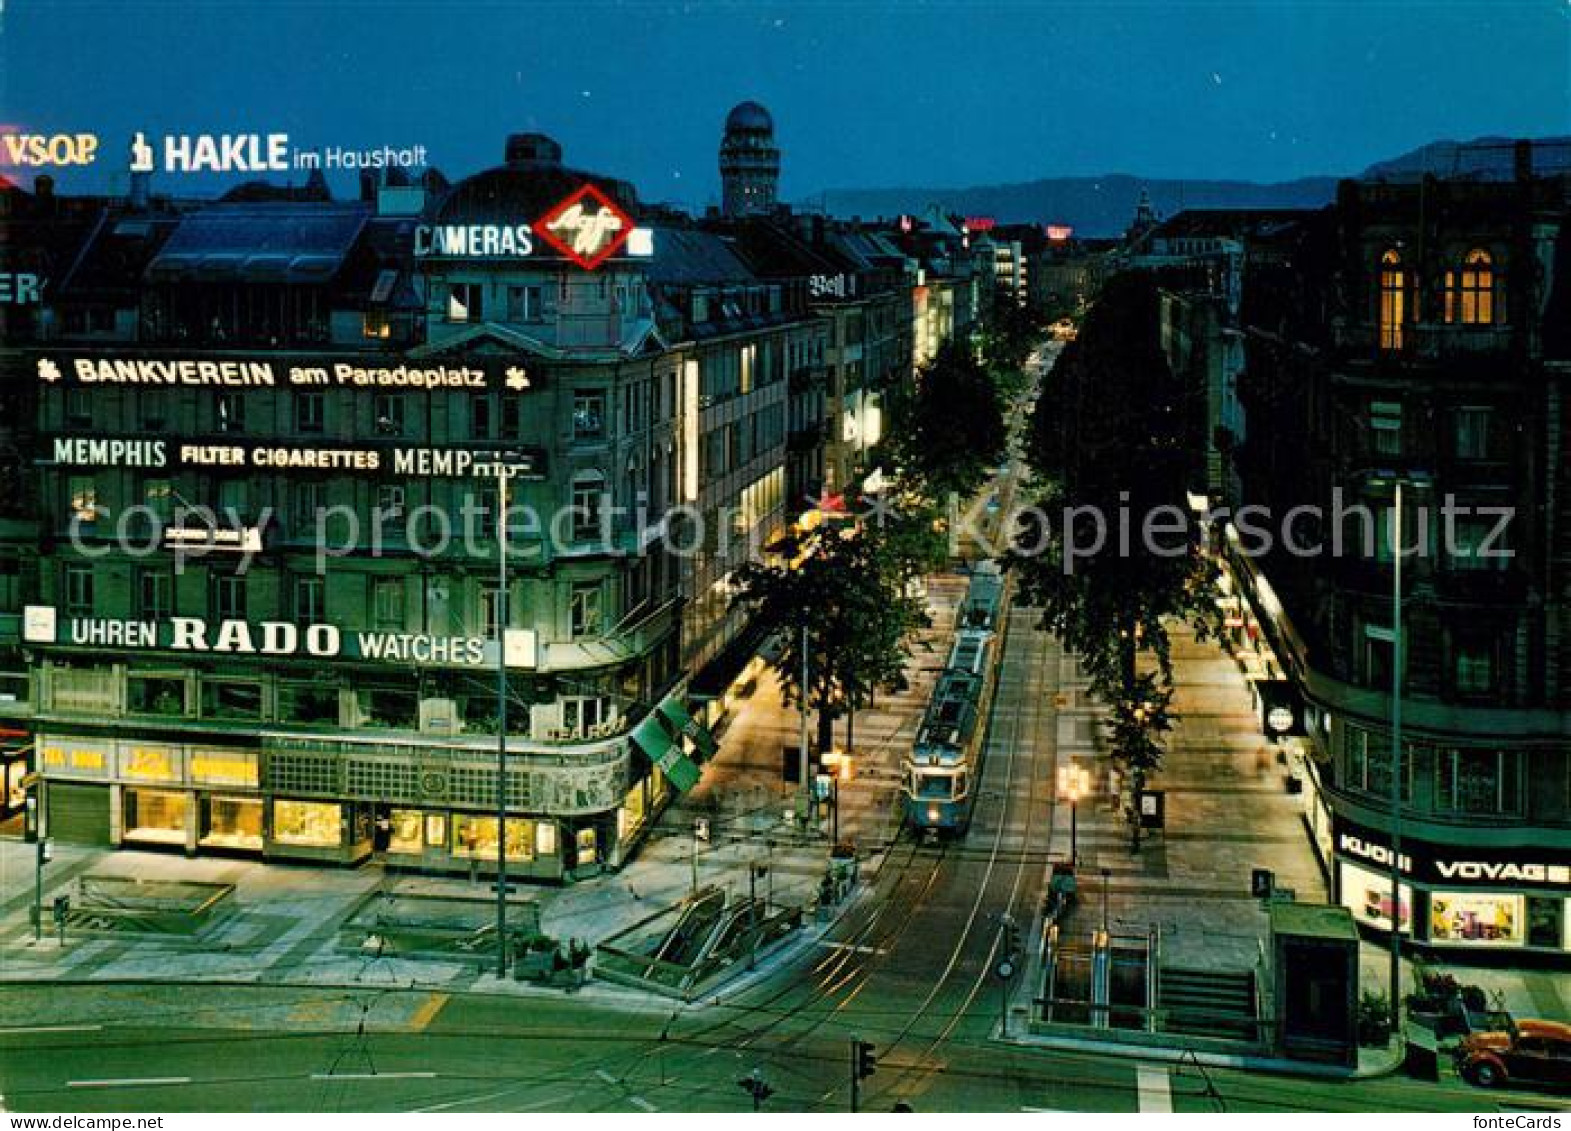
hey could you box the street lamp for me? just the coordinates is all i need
[487,452,532,979]
[1368,470,1430,1036]
[1056,761,1090,864]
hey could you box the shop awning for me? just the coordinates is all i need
[631,710,700,793]
[657,697,718,761]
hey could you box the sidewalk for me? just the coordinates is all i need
[1046,620,1326,972]
[0,576,965,998]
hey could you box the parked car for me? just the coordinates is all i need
[1458,1019,1571,1088]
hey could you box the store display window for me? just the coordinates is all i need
[273,799,343,847]
[452,814,531,860]
[1431,892,1524,945]
[200,795,263,850]
[1526,897,1566,951]
[1340,859,1412,934]
[124,788,188,845]
[388,808,424,854]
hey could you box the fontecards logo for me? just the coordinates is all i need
[130,132,427,175]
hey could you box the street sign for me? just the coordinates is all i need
[1251,868,1275,899]
[1137,789,1166,829]
[694,817,710,844]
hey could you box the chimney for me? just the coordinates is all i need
[359,169,378,202]
[34,174,54,201]
[129,169,150,210]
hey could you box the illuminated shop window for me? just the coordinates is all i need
[124,788,188,845]
[576,826,599,866]
[1340,860,1412,935]
[1430,892,1523,945]
[1378,249,1405,351]
[280,681,338,726]
[272,799,343,847]
[452,815,533,860]
[388,808,424,854]
[201,796,263,850]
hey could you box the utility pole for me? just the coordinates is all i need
[1388,480,1405,1038]
[33,836,49,943]
[495,465,513,980]
[799,619,811,824]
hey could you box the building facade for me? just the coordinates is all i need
[1231,147,1571,961]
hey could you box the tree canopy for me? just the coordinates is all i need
[1013,272,1212,836]
[881,339,1007,505]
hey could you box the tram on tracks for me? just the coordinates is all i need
[902,561,1005,836]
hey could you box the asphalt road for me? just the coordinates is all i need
[0,604,1531,1113]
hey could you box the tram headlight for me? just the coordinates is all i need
[927,806,940,824]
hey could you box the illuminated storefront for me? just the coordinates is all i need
[1332,816,1570,955]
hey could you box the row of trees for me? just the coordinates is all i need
[731,302,1031,775]
[1013,272,1212,850]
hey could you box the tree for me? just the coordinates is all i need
[881,340,1007,505]
[731,524,929,764]
[1012,272,1213,849]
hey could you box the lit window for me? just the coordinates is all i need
[570,583,603,638]
[447,282,484,323]
[1457,249,1494,325]
[362,310,392,339]
[68,476,98,524]
[573,390,606,440]
[1379,249,1405,351]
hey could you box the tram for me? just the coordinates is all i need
[903,562,1005,835]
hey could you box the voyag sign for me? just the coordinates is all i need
[23,606,538,671]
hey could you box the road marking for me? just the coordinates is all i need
[408,992,448,1031]
[595,1069,618,1085]
[68,1077,191,1089]
[310,1072,437,1081]
[630,1096,657,1112]
[0,1024,103,1035]
[1136,1064,1172,1113]
[816,940,887,956]
[1021,1107,1069,1113]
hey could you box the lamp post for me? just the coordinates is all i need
[1370,470,1428,1037]
[1057,762,1089,865]
[489,454,531,980]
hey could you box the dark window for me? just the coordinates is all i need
[212,573,247,621]
[573,390,605,440]
[374,394,405,436]
[296,391,325,433]
[64,564,93,617]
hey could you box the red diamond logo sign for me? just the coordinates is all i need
[534,182,635,271]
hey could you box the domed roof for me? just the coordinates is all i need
[725,101,773,133]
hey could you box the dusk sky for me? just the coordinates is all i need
[3,0,1567,205]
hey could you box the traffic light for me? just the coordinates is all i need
[855,1039,877,1080]
[1002,916,1021,960]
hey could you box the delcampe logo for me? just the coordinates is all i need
[535,183,635,271]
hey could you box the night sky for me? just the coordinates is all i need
[3,0,1567,205]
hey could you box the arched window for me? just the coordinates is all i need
[1459,248,1494,325]
[1379,249,1406,351]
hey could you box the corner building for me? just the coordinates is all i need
[13,133,826,879]
[1232,145,1571,961]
